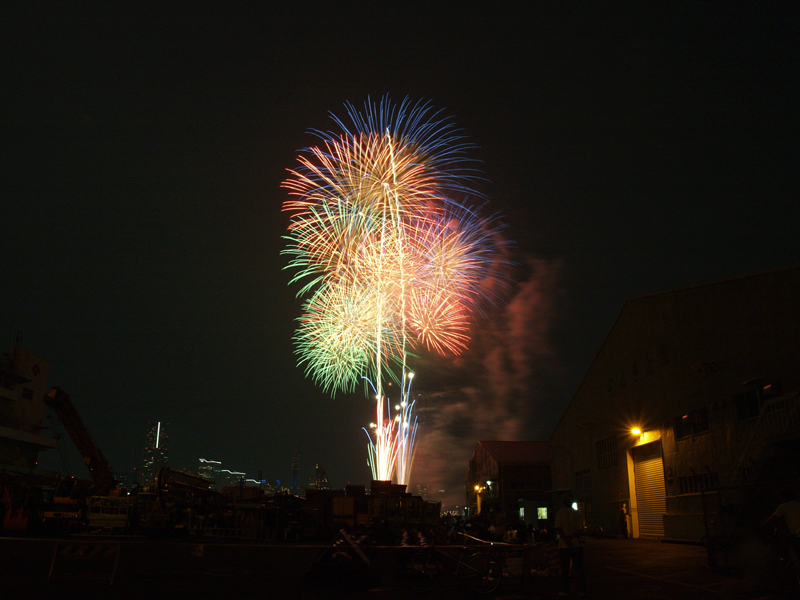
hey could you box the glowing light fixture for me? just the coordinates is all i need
[631,428,642,435]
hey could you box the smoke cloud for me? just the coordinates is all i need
[409,257,563,510]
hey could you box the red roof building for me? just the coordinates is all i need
[466,440,552,526]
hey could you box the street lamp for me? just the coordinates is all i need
[474,484,484,515]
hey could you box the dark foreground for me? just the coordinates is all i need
[1,535,796,600]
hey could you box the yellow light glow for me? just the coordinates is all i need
[631,428,642,435]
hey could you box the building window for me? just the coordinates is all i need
[734,389,760,421]
[537,507,548,519]
[677,472,719,495]
[734,381,782,421]
[596,435,618,470]
[573,469,592,506]
[674,408,709,440]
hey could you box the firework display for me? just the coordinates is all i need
[282,97,502,483]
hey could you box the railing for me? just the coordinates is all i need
[198,526,278,540]
[761,392,800,440]
[731,391,800,485]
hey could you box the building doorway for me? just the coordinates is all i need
[631,440,666,538]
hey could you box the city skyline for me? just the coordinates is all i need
[38,413,327,491]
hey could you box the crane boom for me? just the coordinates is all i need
[44,387,116,494]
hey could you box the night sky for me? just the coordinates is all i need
[3,3,798,509]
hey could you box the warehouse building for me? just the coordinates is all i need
[550,264,800,540]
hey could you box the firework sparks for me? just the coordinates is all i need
[283,96,503,483]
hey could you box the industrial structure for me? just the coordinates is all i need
[0,348,57,531]
[43,388,116,494]
[0,349,123,532]
[0,348,56,474]
[550,264,800,541]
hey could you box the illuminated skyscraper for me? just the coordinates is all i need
[218,469,246,487]
[142,421,168,482]
[198,458,221,487]
[315,464,329,490]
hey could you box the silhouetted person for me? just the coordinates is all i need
[554,493,586,597]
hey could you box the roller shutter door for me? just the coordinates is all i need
[633,441,666,538]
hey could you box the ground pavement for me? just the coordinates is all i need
[1,535,797,599]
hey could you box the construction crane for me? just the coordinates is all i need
[43,387,116,495]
